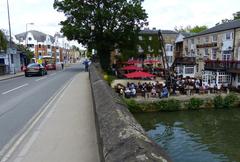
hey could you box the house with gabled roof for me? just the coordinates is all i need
[184,19,240,88]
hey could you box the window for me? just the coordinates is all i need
[38,44,41,48]
[212,48,217,60]
[185,66,194,74]
[148,45,153,52]
[205,48,209,56]
[166,56,173,63]
[28,37,32,41]
[197,37,201,44]
[222,50,231,60]
[149,36,152,40]
[191,39,194,44]
[205,36,209,43]
[47,45,51,49]
[212,35,217,42]
[166,44,173,51]
[138,36,143,40]
[226,32,231,40]
[218,73,231,84]
[238,75,240,83]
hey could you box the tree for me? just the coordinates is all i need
[174,25,208,33]
[17,44,34,64]
[0,30,7,52]
[53,0,148,71]
[233,11,240,20]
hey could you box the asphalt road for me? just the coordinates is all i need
[0,63,84,153]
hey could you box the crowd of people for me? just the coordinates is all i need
[116,81,169,98]
[115,76,228,99]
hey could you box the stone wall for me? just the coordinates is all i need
[89,64,171,162]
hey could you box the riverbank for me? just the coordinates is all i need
[124,93,240,112]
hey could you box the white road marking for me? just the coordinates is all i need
[35,77,47,82]
[0,77,75,162]
[2,84,29,95]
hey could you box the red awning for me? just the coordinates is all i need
[124,71,156,79]
[121,65,143,71]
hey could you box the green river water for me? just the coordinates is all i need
[134,109,240,162]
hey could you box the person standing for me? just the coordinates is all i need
[83,59,89,72]
[61,62,64,70]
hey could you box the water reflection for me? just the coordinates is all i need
[134,109,240,162]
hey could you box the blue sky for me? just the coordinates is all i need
[0,0,239,36]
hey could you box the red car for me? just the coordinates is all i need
[45,63,56,70]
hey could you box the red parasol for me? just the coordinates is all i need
[121,65,143,71]
[124,71,156,79]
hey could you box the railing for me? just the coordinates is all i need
[205,60,240,71]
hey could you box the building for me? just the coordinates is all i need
[137,28,178,67]
[173,32,196,78]
[15,30,70,64]
[0,31,22,74]
[183,20,240,88]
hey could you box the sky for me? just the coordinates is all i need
[0,0,239,37]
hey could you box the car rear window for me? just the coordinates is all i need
[27,64,39,68]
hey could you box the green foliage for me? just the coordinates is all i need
[103,74,116,85]
[125,99,143,113]
[233,11,240,20]
[17,45,34,64]
[185,98,204,110]
[213,94,238,109]
[213,95,225,109]
[154,99,181,111]
[174,25,208,33]
[0,30,7,52]
[224,93,238,108]
[53,0,148,71]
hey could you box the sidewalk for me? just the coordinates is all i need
[10,72,100,162]
[0,72,24,81]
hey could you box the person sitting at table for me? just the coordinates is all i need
[124,88,131,98]
[161,86,169,98]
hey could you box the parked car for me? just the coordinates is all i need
[24,63,47,77]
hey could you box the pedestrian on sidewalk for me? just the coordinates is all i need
[83,59,89,72]
[61,62,64,70]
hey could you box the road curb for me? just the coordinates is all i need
[0,74,24,81]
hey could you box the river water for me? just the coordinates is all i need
[134,109,240,162]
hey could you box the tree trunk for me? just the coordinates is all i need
[98,48,111,72]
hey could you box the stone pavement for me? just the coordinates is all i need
[0,72,24,81]
[8,72,100,162]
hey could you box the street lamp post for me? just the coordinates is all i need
[25,23,34,46]
[6,0,12,74]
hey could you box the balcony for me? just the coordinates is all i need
[205,60,240,73]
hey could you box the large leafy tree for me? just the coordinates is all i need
[0,30,7,52]
[53,0,148,70]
